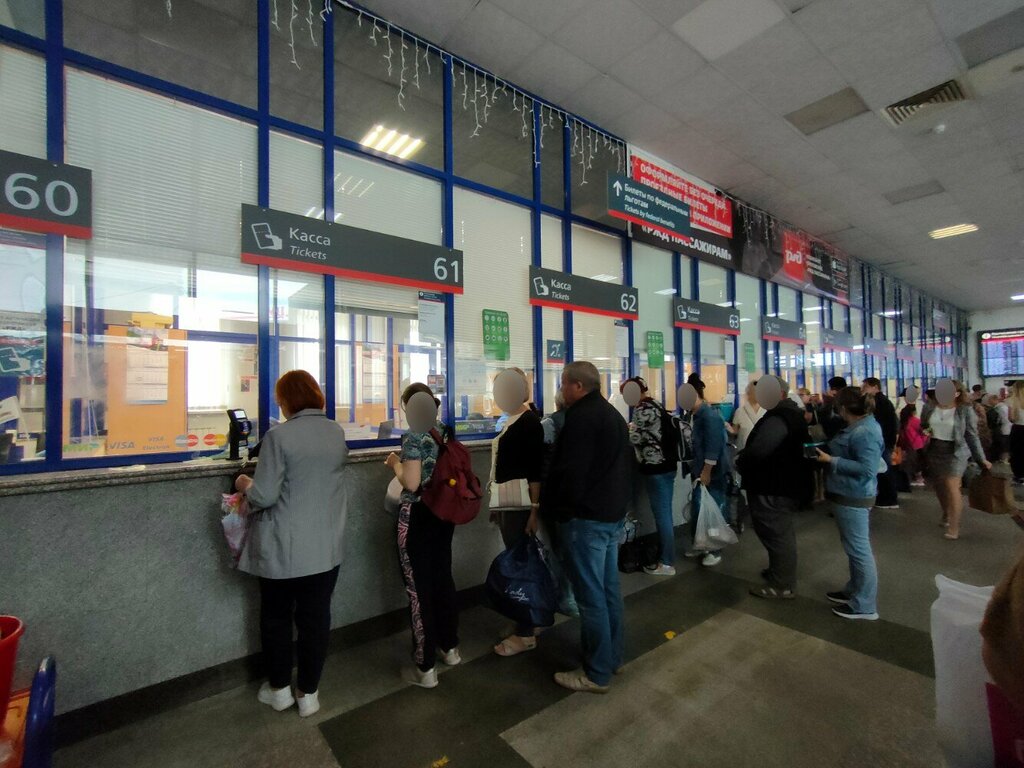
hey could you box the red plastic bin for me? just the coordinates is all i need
[0,617,24,723]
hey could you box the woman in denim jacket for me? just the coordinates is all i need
[815,387,884,621]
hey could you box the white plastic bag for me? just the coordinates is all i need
[693,484,738,550]
[931,574,995,768]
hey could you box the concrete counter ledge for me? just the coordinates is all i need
[0,440,497,497]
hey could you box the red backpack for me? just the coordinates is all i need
[419,428,483,525]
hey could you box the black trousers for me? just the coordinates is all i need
[875,451,899,506]
[259,565,340,694]
[749,494,798,590]
[398,501,459,672]
[1011,425,1024,480]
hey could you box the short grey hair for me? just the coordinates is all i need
[775,375,790,396]
[563,361,601,393]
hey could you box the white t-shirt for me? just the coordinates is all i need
[931,407,956,441]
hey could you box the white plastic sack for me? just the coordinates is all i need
[931,574,995,768]
[384,477,403,515]
[693,486,738,550]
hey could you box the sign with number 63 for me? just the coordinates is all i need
[0,149,92,239]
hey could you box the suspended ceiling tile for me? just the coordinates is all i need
[610,32,706,103]
[508,42,599,104]
[849,43,964,111]
[749,57,851,118]
[793,0,920,52]
[660,65,747,122]
[551,0,662,72]
[713,19,818,88]
[561,75,644,127]
[807,111,906,164]
[442,1,547,76]
[715,160,768,190]
[671,0,786,61]
[604,101,681,146]
[784,86,869,136]
[823,6,946,84]
[937,0,1024,41]
[631,0,706,28]
[488,0,590,35]
[949,2,1024,61]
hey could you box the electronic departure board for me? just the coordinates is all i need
[979,328,1024,377]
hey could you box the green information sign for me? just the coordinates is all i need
[743,342,757,373]
[482,309,510,361]
[646,331,665,369]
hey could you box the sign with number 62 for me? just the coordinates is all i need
[0,149,92,239]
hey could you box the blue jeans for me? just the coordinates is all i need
[560,518,625,686]
[689,477,729,555]
[645,472,676,566]
[832,504,878,614]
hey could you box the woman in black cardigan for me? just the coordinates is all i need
[489,368,545,656]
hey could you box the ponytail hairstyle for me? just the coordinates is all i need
[835,386,874,417]
[900,403,917,428]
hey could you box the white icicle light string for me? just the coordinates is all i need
[325,0,624,181]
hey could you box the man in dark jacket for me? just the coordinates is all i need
[737,376,810,599]
[543,361,632,694]
[815,376,848,440]
[863,377,899,509]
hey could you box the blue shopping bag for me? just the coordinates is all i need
[485,536,559,628]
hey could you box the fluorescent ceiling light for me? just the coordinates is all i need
[879,310,902,317]
[654,288,676,295]
[1012,294,1024,301]
[803,306,822,312]
[805,321,821,326]
[591,274,618,282]
[716,302,732,308]
[359,124,425,161]
[929,223,978,239]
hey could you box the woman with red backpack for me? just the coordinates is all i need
[385,383,461,689]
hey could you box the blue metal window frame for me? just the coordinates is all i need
[0,2,969,474]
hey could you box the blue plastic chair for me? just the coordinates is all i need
[21,656,55,768]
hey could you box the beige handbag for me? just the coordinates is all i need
[488,413,532,510]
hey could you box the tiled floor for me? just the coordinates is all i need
[55,490,1020,768]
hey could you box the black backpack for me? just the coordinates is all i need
[655,402,682,465]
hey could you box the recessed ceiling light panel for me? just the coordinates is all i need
[929,224,978,239]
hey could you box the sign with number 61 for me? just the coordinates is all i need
[0,149,92,239]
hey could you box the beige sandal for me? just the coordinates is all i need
[494,635,537,657]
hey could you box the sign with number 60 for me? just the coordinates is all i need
[0,149,92,238]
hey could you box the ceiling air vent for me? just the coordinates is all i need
[881,80,968,127]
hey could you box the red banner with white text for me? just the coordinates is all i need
[630,155,732,239]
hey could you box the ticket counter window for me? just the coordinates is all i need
[803,299,823,393]
[571,225,627,416]
[453,189,535,435]
[633,242,676,407]
[0,232,46,464]
[335,283,447,441]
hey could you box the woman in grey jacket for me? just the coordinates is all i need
[236,370,348,717]
[921,379,991,540]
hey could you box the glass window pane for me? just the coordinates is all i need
[570,120,626,230]
[0,2,44,36]
[852,307,866,385]
[0,233,46,465]
[64,0,257,106]
[540,108,565,209]
[64,71,258,459]
[697,263,730,404]
[541,214,563,407]
[333,150,442,242]
[453,65,533,199]
[0,46,46,158]
[735,273,762,393]
[633,242,675,406]
[270,132,323,217]
[334,7,443,170]
[777,287,797,320]
[571,225,626,413]
[269,6,323,128]
[453,189,533,434]
[804,296,823,392]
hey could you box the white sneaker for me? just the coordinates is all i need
[257,682,295,711]
[296,691,320,718]
[701,553,722,567]
[410,667,438,689]
[439,647,462,666]
[643,563,676,576]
